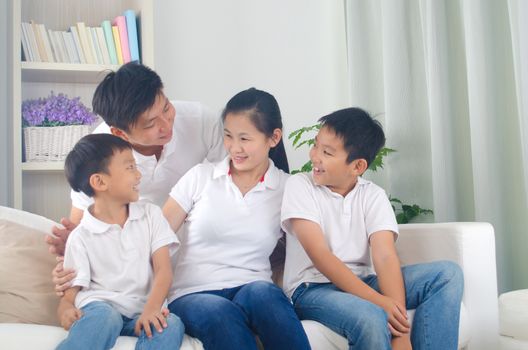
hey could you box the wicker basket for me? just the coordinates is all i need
[23,125,92,162]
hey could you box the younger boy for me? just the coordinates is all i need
[281,108,463,350]
[56,134,184,350]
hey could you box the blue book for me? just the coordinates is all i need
[124,9,140,62]
[101,20,118,65]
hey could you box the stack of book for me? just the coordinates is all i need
[21,9,140,65]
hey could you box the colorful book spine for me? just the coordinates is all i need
[101,20,118,65]
[113,16,130,63]
[70,26,86,64]
[112,25,124,65]
[124,9,140,62]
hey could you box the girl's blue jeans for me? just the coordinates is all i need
[291,261,464,350]
[168,280,311,350]
[56,301,185,350]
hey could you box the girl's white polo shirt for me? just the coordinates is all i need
[167,157,289,302]
[63,201,179,318]
[71,100,226,210]
[281,173,398,298]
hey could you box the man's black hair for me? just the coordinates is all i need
[92,62,163,132]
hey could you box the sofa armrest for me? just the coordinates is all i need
[396,222,499,350]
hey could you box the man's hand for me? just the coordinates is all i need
[46,218,77,256]
[134,306,169,338]
[379,295,410,336]
[60,306,83,330]
[52,256,76,297]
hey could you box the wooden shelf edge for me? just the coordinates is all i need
[22,162,65,172]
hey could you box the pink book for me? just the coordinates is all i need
[112,16,130,63]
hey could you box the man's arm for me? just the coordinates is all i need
[46,206,83,256]
[134,246,172,338]
[291,218,410,334]
[57,286,82,330]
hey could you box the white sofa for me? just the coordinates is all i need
[0,206,499,349]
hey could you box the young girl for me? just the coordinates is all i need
[162,88,310,350]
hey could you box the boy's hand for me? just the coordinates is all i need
[134,306,169,338]
[52,256,76,297]
[379,296,410,336]
[392,334,412,350]
[46,218,77,256]
[60,306,83,330]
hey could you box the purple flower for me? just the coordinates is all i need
[22,92,97,127]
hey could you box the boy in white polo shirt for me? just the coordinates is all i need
[56,134,183,350]
[281,108,464,350]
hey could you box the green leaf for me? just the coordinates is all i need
[368,147,396,172]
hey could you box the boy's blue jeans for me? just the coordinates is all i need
[291,261,464,350]
[168,280,311,350]
[56,301,185,350]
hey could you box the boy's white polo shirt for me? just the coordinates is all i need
[63,201,179,318]
[281,172,398,298]
[71,100,225,210]
[167,156,289,302]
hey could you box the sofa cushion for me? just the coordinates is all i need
[0,219,59,326]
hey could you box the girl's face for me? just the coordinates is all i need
[223,112,281,173]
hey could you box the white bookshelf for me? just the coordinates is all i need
[9,0,154,221]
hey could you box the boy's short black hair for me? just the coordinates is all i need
[318,107,385,166]
[64,134,132,197]
[92,62,163,132]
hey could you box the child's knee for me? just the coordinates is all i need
[165,313,185,336]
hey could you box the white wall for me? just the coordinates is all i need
[153,1,350,170]
[0,0,11,206]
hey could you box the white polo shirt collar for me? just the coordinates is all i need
[81,202,145,234]
[317,175,370,199]
[212,156,281,190]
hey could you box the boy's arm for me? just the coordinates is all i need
[291,218,410,334]
[162,198,187,233]
[370,231,412,345]
[134,246,172,338]
[57,286,82,330]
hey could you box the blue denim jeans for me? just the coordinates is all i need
[292,261,463,350]
[168,280,311,350]
[56,301,185,350]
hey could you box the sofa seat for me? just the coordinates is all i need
[0,206,498,349]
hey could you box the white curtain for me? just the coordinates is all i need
[346,0,528,293]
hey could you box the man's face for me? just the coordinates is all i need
[121,92,175,148]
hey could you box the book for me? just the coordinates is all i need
[58,31,71,63]
[89,27,102,64]
[70,26,86,64]
[113,16,130,63]
[101,20,118,65]
[63,31,79,63]
[95,27,111,65]
[38,24,55,63]
[30,20,48,62]
[76,22,95,64]
[112,25,124,64]
[23,22,41,62]
[20,23,32,61]
[124,9,140,62]
[48,29,62,63]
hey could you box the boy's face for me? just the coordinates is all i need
[119,92,175,148]
[309,126,364,196]
[102,148,142,204]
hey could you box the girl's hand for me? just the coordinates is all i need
[134,306,169,338]
[52,256,76,297]
[60,307,83,330]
